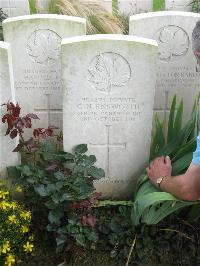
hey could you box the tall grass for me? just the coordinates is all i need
[47,0,124,34]
[153,0,165,11]
[28,0,39,14]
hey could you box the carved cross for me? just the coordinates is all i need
[34,94,62,126]
[89,125,126,178]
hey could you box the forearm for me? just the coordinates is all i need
[160,172,200,201]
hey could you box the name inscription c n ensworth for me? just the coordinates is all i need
[72,97,145,123]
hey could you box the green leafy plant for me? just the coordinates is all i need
[1,101,104,253]
[132,95,200,226]
[8,142,105,252]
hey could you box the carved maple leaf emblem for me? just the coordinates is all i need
[158,26,189,62]
[27,29,61,65]
[88,52,131,94]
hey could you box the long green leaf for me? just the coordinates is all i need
[173,99,183,135]
[167,95,176,143]
[132,192,196,225]
[172,152,193,175]
[94,200,133,207]
[172,138,196,161]
[155,114,165,149]
[143,201,194,225]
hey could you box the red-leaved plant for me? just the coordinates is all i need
[72,192,101,228]
[2,102,58,152]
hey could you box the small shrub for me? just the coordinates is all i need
[2,102,105,253]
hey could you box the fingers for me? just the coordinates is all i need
[150,156,171,168]
[165,155,171,166]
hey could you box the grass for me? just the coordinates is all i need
[153,0,165,11]
[28,0,39,14]
[47,0,124,34]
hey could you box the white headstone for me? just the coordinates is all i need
[0,41,19,176]
[118,0,153,15]
[130,11,200,123]
[0,0,30,17]
[165,0,191,11]
[61,35,158,198]
[3,14,86,130]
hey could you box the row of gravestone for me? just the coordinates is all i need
[0,12,200,198]
[103,0,192,14]
[0,0,192,17]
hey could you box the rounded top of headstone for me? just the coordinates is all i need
[61,34,158,48]
[130,11,200,21]
[3,14,86,25]
[0,41,10,49]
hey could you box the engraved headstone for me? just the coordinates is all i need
[0,0,30,17]
[0,41,19,176]
[3,15,86,130]
[61,35,158,198]
[130,11,200,123]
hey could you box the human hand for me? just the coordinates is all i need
[146,156,172,187]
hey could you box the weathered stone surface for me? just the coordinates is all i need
[0,41,19,176]
[61,35,158,198]
[165,0,191,11]
[100,0,191,15]
[0,0,30,17]
[130,11,200,124]
[3,14,86,130]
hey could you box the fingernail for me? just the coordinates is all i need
[166,156,170,159]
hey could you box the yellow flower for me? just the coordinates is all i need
[8,215,17,224]
[21,225,29,233]
[23,242,34,253]
[0,190,9,199]
[10,201,17,210]
[0,201,10,210]
[5,254,15,266]
[28,235,34,241]
[20,211,31,220]
[15,186,23,193]
[0,241,11,254]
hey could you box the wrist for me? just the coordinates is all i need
[159,175,171,190]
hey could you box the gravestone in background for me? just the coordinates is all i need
[0,0,30,17]
[118,0,153,15]
[61,35,158,198]
[0,41,19,176]
[101,0,191,15]
[130,11,200,125]
[165,0,191,11]
[3,14,86,130]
